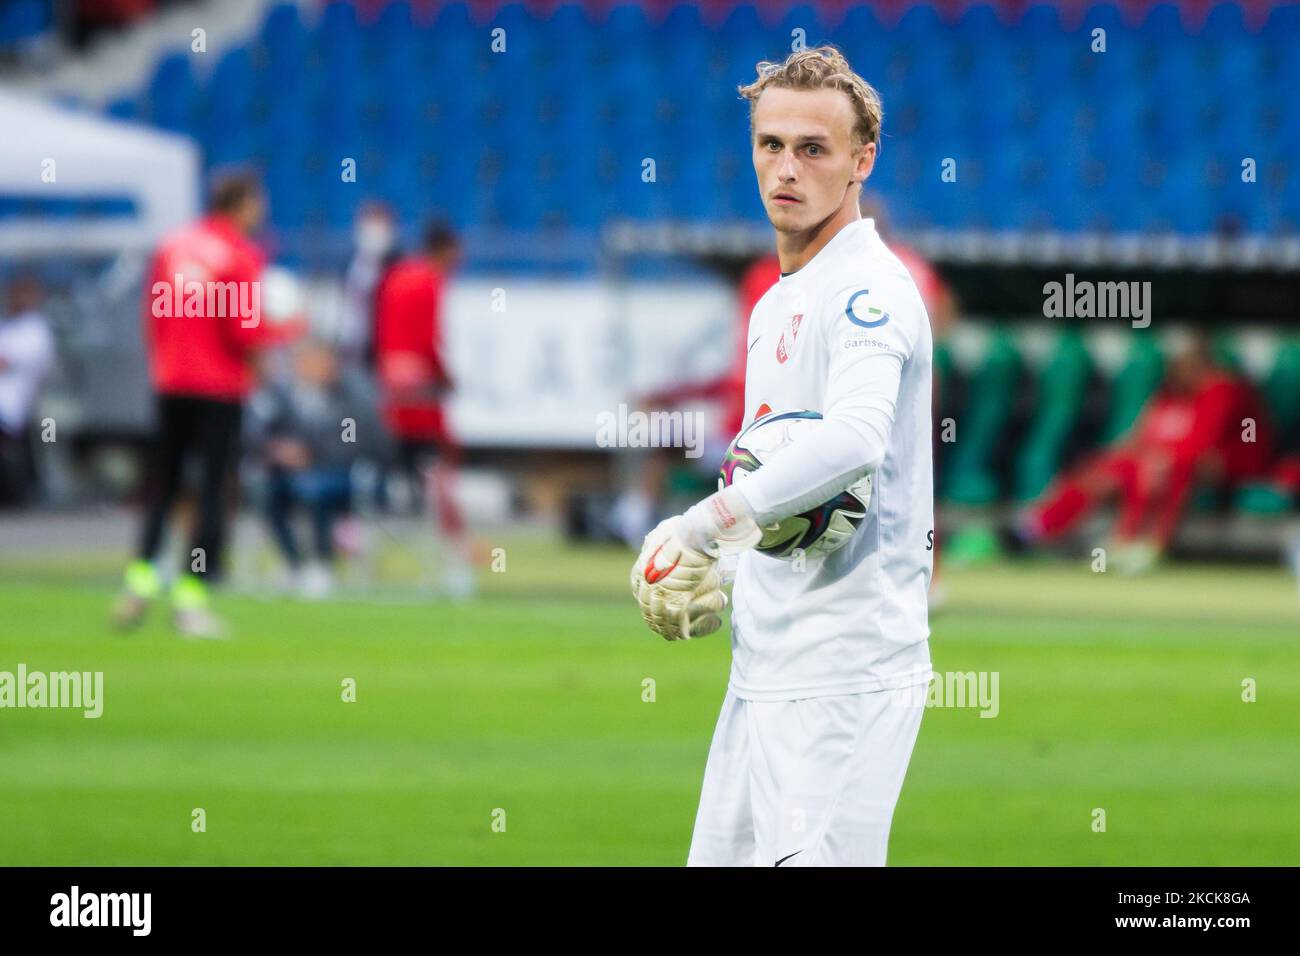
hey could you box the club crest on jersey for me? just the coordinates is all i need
[775,313,803,364]
[845,289,890,328]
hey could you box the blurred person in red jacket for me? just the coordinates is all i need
[115,170,302,637]
[373,219,474,597]
[1006,332,1274,572]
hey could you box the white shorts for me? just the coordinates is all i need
[686,685,926,867]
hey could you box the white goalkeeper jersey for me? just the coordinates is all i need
[728,217,935,701]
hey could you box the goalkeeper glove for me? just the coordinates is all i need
[629,486,761,641]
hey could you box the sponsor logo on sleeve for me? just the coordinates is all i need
[841,335,892,352]
[845,289,890,328]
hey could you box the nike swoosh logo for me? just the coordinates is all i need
[774,850,802,867]
[643,542,678,584]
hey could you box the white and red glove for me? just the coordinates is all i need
[629,486,761,641]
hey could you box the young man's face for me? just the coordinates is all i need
[751,86,875,234]
[431,243,463,274]
[295,342,339,388]
[236,190,267,235]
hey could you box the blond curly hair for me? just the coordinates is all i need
[737,45,883,153]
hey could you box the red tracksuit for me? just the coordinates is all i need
[145,213,288,400]
[373,256,462,533]
[1033,372,1274,547]
[373,256,453,442]
[137,213,294,580]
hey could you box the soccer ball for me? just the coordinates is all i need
[719,409,872,559]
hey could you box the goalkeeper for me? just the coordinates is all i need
[629,47,935,868]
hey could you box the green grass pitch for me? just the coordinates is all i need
[1,538,1297,865]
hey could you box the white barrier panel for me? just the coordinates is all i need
[442,279,739,448]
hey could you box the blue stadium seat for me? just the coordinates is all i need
[778,4,829,49]
[366,2,416,85]
[1021,2,1061,35]
[1081,2,1133,38]
[895,3,944,42]
[373,0,413,42]
[545,4,597,87]
[1281,165,1300,229]
[659,4,710,93]
[1019,3,1073,84]
[204,47,257,165]
[0,0,50,47]
[315,1,361,73]
[147,53,200,137]
[971,148,1024,229]
[106,96,138,123]
[720,4,774,88]
[1202,2,1247,36]
[960,3,1007,44]
[492,3,542,71]
[1140,2,1185,40]
[414,1,474,85]
[833,4,884,56]
[259,3,306,84]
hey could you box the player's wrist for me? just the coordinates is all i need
[682,485,762,556]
